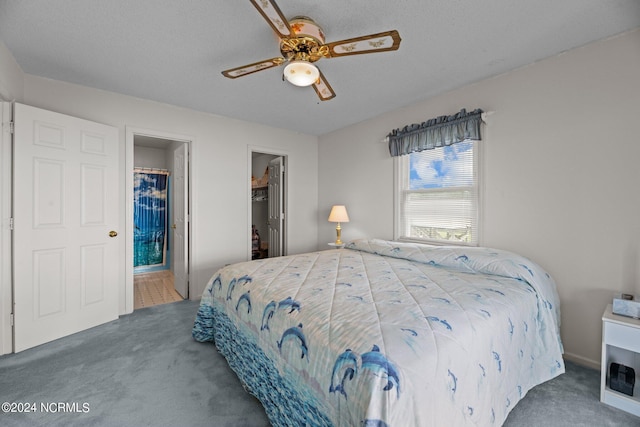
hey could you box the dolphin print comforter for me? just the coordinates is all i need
[192,239,564,427]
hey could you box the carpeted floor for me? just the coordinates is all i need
[0,300,638,427]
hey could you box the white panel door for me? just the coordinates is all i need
[267,157,284,258]
[13,103,120,352]
[172,143,188,298]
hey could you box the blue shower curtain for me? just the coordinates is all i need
[134,171,168,268]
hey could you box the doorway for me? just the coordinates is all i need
[128,131,190,311]
[250,151,287,260]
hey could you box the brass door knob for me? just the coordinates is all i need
[109,230,118,237]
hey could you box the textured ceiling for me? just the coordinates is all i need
[0,0,638,135]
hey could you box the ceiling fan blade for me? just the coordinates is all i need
[325,30,401,58]
[222,57,286,79]
[312,70,336,101]
[249,0,293,38]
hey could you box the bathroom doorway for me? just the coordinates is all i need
[132,134,190,309]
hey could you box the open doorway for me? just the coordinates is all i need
[131,134,190,310]
[251,151,287,260]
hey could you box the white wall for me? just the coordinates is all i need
[20,75,319,300]
[318,29,640,367]
[134,145,168,169]
[0,40,23,101]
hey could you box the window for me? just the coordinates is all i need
[394,141,479,245]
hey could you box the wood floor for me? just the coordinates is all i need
[134,270,183,309]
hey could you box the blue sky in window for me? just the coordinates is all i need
[409,142,473,189]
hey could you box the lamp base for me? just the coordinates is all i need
[334,223,342,245]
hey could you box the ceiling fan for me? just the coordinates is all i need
[222,0,402,101]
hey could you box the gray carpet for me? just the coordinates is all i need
[0,300,638,427]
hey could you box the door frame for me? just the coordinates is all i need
[125,127,193,313]
[0,101,12,355]
[248,146,288,261]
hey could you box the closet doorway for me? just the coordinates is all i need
[130,133,190,310]
[250,151,287,260]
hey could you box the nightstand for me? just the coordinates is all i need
[601,304,640,416]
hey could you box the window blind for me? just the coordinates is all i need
[395,142,478,245]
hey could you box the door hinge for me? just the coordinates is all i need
[10,313,14,326]
[9,217,14,230]
[8,121,14,134]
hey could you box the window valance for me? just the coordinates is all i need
[387,108,484,157]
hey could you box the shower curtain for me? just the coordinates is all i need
[133,169,169,268]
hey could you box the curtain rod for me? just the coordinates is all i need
[133,167,170,175]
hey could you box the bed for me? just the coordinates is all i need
[192,239,564,426]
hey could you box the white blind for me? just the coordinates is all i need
[395,141,478,245]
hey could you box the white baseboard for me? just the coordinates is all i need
[563,351,600,371]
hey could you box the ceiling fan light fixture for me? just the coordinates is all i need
[283,60,319,87]
[223,0,401,101]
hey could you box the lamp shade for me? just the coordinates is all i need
[283,60,320,87]
[328,205,349,223]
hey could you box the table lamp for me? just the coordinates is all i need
[328,205,350,245]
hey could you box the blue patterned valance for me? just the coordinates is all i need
[388,108,484,157]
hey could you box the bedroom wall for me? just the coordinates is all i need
[317,29,640,368]
[0,40,23,101]
[18,75,319,301]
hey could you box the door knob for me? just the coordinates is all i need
[109,230,118,237]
